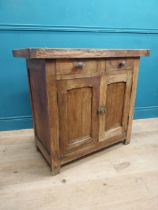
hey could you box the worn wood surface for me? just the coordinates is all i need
[126,59,140,144]
[57,77,99,157]
[27,60,50,153]
[99,72,132,142]
[13,49,149,174]
[0,118,158,210]
[106,58,134,72]
[13,48,149,59]
[45,61,61,175]
[56,59,98,75]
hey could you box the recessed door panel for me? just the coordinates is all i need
[105,82,126,131]
[99,73,132,141]
[67,87,92,143]
[57,77,99,156]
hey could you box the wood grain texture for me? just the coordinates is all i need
[56,59,98,75]
[27,60,50,153]
[57,77,99,157]
[61,134,125,164]
[35,137,51,165]
[13,49,149,174]
[106,58,134,72]
[1,118,158,210]
[56,58,100,80]
[45,61,61,175]
[105,82,126,130]
[126,59,140,144]
[99,72,132,142]
[12,48,150,59]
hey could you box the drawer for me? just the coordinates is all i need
[106,58,134,72]
[56,59,98,79]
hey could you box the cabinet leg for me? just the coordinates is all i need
[35,144,40,152]
[51,164,60,176]
[35,141,40,152]
[123,139,130,145]
[51,167,60,176]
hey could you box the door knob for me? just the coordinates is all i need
[74,62,84,69]
[97,106,106,114]
[118,60,126,68]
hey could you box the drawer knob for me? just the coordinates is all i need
[74,62,84,69]
[97,106,106,114]
[118,61,126,68]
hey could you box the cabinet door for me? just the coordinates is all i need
[57,77,99,156]
[99,72,132,141]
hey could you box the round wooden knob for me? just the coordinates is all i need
[118,61,126,68]
[74,62,84,69]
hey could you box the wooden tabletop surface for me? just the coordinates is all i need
[12,48,150,59]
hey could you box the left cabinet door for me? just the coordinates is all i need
[57,77,99,156]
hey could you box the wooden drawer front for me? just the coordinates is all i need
[56,59,98,79]
[106,58,134,72]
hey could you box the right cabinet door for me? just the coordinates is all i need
[99,71,132,142]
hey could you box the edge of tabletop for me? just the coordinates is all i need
[12,48,150,59]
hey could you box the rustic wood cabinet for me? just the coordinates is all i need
[13,48,149,175]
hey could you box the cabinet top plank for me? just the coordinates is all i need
[12,48,150,59]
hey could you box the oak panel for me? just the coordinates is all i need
[56,59,98,75]
[57,77,99,156]
[67,87,92,143]
[106,58,134,72]
[27,60,50,153]
[13,48,150,58]
[12,49,149,175]
[105,82,126,130]
[99,72,132,142]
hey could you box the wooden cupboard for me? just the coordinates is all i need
[13,48,149,175]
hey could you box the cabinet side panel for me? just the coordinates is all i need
[27,60,50,153]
